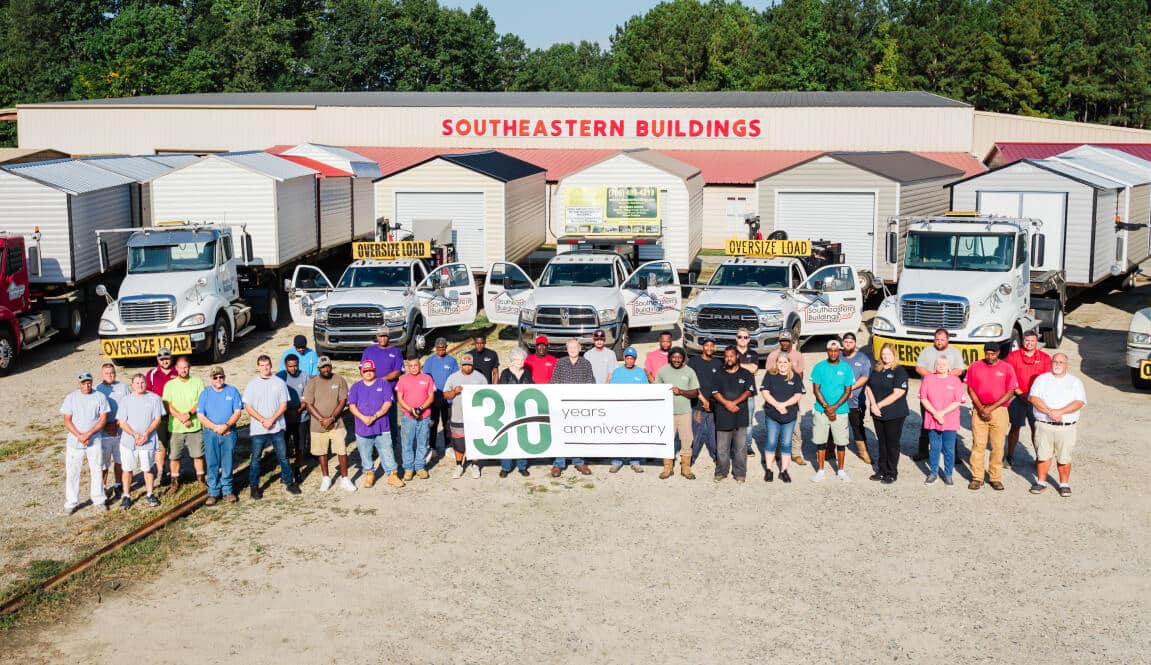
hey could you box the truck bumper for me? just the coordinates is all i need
[315,324,407,354]
[871,333,996,368]
[98,324,214,358]
[519,320,623,352]
[682,325,781,355]
[1127,346,1151,369]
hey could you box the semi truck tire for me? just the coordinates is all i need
[613,321,630,361]
[208,314,231,363]
[256,292,281,330]
[0,329,15,376]
[789,320,802,350]
[405,318,423,359]
[1041,308,1064,349]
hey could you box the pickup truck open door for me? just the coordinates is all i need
[483,262,535,325]
[793,264,863,337]
[286,265,333,328]
[622,260,682,328]
[415,262,478,328]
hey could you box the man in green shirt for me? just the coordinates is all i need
[162,357,206,494]
[655,348,700,480]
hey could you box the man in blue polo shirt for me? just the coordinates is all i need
[424,337,459,460]
[197,366,244,505]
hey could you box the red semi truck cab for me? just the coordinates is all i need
[0,235,33,371]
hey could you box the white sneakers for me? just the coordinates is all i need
[340,477,356,492]
[452,464,464,480]
[471,463,481,479]
[811,470,825,483]
[319,476,333,492]
[837,470,851,482]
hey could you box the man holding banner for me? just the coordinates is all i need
[608,347,647,473]
[550,339,596,476]
[656,348,700,480]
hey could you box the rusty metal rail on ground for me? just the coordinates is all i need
[0,329,494,620]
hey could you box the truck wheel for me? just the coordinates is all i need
[1131,367,1151,390]
[0,330,15,376]
[59,303,84,341]
[789,320,802,350]
[405,319,423,358]
[209,315,231,363]
[1041,308,1064,349]
[613,322,630,361]
[1005,327,1023,355]
[257,293,281,330]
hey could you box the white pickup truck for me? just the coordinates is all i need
[483,251,682,359]
[1128,306,1151,389]
[681,256,864,354]
[287,259,478,357]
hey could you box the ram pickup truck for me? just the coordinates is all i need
[1128,306,1151,389]
[483,251,682,359]
[287,259,477,357]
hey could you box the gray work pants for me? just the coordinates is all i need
[716,426,748,480]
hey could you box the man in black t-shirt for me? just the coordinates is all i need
[711,346,755,482]
[734,327,759,457]
[688,338,722,463]
[469,334,500,384]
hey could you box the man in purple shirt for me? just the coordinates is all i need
[361,328,404,458]
[348,360,404,489]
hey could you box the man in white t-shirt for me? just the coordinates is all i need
[585,329,617,384]
[244,355,298,499]
[1028,353,1087,498]
[61,371,111,514]
[94,363,130,501]
[116,373,166,509]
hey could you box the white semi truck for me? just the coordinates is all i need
[871,215,1066,366]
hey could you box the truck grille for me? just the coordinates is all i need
[120,299,175,325]
[697,306,759,331]
[327,306,384,327]
[536,306,598,327]
[900,299,967,330]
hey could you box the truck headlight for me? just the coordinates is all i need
[683,307,698,325]
[758,311,783,328]
[519,307,536,325]
[971,323,1003,338]
[382,308,405,324]
[179,314,206,328]
[598,308,617,323]
[99,318,117,333]
[872,317,895,333]
[1129,331,1151,346]
[314,307,328,325]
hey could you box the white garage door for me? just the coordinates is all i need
[777,192,875,272]
[976,191,1065,272]
[395,192,485,271]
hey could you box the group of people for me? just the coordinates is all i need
[60,325,1088,514]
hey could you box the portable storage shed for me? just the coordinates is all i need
[374,150,546,272]
[150,151,319,268]
[81,154,199,228]
[554,149,703,272]
[281,143,380,243]
[1051,145,1151,272]
[755,151,964,284]
[0,159,134,284]
[949,158,1123,286]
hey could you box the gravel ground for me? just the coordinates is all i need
[3,280,1150,663]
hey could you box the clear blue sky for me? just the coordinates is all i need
[441,0,776,50]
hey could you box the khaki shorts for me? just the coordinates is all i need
[1035,421,1077,464]
[170,431,204,459]
[812,410,849,446]
[310,427,349,456]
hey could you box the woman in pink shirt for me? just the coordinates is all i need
[919,356,966,485]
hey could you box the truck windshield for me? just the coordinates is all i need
[127,241,215,274]
[905,232,1014,272]
[538,262,615,287]
[708,264,788,288]
[337,266,409,288]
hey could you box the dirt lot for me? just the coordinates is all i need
[2,281,1150,664]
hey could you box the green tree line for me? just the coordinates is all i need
[2,0,1150,147]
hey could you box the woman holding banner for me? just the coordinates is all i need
[496,348,533,478]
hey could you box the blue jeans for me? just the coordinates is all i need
[553,457,585,468]
[928,429,957,477]
[500,459,529,472]
[249,431,292,488]
[203,428,236,497]
[691,406,716,462]
[401,414,430,472]
[610,458,641,466]
[764,418,795,456]
[357,432,397,475]
[746,403,756,449]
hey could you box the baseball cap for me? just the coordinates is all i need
[461,353,474,365]
[778,332,792,342]
[359,359,376,372]
[826,339,841,350]
[623,346,638,358]
[535,335,548,345]
[699,336,716,345]
[157,347,172,359]
[984,342,1001,351]
[434,337,448,347]
[77,371,93,381]
[209,366,225,378]
[592,330,606,340]
[293,334,307,348]
[317,356,332,368]
[376,327,390,336]
[841,332,856,342]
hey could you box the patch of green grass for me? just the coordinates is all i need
[456,313,491,333]
[0,438,44,462]
[27,560,65,583]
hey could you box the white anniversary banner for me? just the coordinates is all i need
[462,384,674,460]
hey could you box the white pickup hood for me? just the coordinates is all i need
[528,287,621,311]
[321,287,409,309]
[688,287,789,311]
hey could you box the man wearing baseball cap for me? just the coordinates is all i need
[280,334,319,377]
[608,346,648,473]
[524,335,557,384]
[348,359,403,489]
[424,337,459,460]
[810,339,856,482]
[840,332,873,466]
[304,356,354,492]
[61,371,111,514]
[443,354,489,478]
[145,347,176,485]
[585,330,616,384]
[361,328,405,451]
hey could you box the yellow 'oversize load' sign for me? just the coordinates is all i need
[1140,359,1151,380]
[726,239,812,257]
[871,334,985,368]
[101,334,193,359]
[353,241,431,260]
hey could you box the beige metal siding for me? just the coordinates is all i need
[973,111,1151,161]
[1127,183,1151,266]
[503,172,546,264]
[318,175,352,249]
[890,178,956,282]
[686,173,704,262]
[1093,189,1119,282]
[702,186,756,249]
[351,178,375,240]
[275,174,321,265]
[69,186,133,282]
[0,171,72,283]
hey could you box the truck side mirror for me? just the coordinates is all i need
[637,276,649,291]
[241,233,253,264]
[283,278,292,292]
[97,239,109,275]
[502,275,513,291]
[1031,234,1046,268]
[885,231,898,265]
[687,272,698,285]
[29,243,43,277]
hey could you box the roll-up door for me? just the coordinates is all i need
[776,192,876,273]
[395,192,485,272]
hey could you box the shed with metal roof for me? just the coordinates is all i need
[374,150,546,271]
[0,159,134,284]
[149,152,320,267]
[756,151,965,284]
[949,158,1125,286]
[81,154,199,228]
[282,144,380,246]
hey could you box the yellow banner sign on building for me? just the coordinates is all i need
[725,239,812,257]
[352,241,432,260]
[563,186,661,237]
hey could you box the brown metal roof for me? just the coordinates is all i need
[830,151,965,183]
[0,148,69,165]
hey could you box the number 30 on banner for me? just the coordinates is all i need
[470,388,553,455]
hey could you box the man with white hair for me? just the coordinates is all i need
[551,338,596,476]
[1028,353,1087,498]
